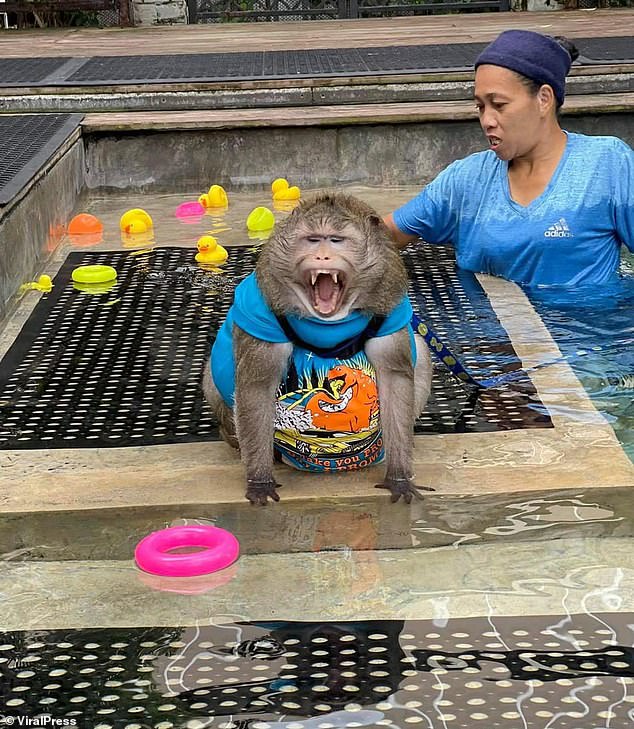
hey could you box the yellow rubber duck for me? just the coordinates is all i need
[195,235,228,265]
[21,275,53,293]
[199,185,229,209]
[120,208,153,235]
[271,178,301,201]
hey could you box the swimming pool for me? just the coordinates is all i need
[7,185,630,460]
[527,266,634,462]
[0,119,633,728]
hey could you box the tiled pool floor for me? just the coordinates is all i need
[3,536,634,728]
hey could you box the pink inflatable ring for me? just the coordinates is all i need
[135,525,239,577]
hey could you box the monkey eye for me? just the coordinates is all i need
[305,235,344,244]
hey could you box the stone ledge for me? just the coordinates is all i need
[3,538,634,630]
[0,73,631,114]
[79,93,634,132]
[2,275,631,561]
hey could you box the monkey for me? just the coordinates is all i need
[202,192,434,506]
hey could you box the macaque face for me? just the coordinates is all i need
[257,193,404,324]
[289,220,363,319]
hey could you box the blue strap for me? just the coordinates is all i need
[412,311,634,390]
[410,312,485,389]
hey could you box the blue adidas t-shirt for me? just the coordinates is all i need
[393,133,634,287]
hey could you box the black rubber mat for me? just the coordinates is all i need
[1,614,633,727]
[0,44,486,87]
[0,113,84,206]
[64,43,490,84]
[0,245,551,450]
[0,56,73,85]
[577,35,634,64]
[0,36,630,88]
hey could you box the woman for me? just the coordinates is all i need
[383,30,634,288]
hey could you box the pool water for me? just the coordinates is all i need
[526,260,634,462]
[64,184,634,462]
[1,184,633,729]
[3,537,634,728]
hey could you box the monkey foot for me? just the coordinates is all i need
[245,479,282,506]
[375,478,435,504]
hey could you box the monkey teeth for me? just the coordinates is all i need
[310,270,339,286]
[306,269,345,316]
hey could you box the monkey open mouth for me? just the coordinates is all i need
[306,269,345,316]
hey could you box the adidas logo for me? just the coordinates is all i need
[544,217,573,238]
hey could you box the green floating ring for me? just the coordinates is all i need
[72,264,117,285]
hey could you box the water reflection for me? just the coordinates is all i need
[483,496,622,537]
[411,494,624,551]
[3,615,634,727]
[526,259,634,461]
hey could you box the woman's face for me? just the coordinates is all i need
[474,64,548,161]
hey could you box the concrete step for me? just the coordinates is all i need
[2,536,634,630]
[79,92,634,133]
[3,72,633,114]
[2,265,632,562]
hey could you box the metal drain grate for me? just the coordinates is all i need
[0,57,73,85]
[0,113,84,206]
[0,38,631,89]
[577,36,634,63]
[1,614,634,727]
[0,245,551,450]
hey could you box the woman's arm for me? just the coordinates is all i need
[382,213,419,250]
[614,141,634,253]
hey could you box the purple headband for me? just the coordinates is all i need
[474,29,572,106]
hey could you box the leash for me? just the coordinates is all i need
[411,311,634,390]
[410,312,485,389]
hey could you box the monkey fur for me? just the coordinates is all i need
[202,192,433,505]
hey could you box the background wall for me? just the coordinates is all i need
[132,0,188,25]
[84,113,634,193]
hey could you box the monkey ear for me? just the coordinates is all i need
[368,214,382,227]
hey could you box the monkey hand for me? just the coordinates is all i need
[245,479,282,506]
[375,477,435,504]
